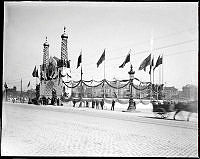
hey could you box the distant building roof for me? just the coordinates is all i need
[164,86,178,91]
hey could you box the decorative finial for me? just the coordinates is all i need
[46,36,47,42]
[130,64,133,70]
[64,26,66,33]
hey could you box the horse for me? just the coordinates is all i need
[173,101,198,121]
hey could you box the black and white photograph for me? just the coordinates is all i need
[2,1,198,157]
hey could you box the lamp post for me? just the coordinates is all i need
[127,65,136,111]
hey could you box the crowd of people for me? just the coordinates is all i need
[73,99,116,111]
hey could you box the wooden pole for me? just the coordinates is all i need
[103,49,105,99]
[21,78,22,103]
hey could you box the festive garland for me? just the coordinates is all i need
[82,80,104,88]
[64,80,80,84]
[63,80,81,88]
[83,80,94,83]
[131,83,151,91]
[104,80,130,89]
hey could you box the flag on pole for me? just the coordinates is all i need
[32,66,37,77]
[138,54,151,71]
[77,51,82,69]
[153,55,163,70]
[149,57,154,74]
[66,60,70,68]
[36,69,39,78]
[119,51,130,68]
[97,49,105,68]
[27,81,30,87]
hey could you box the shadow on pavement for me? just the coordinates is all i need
[138,116,187,122]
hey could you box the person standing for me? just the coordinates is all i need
[100,99,104,110]
[96,100,99,109]
[92,100,95,108]
[57,98,60,106]
[73,99,76,107]
[111,99,115,111]
[86,101,89,107]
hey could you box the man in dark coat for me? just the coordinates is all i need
[100,99,104,110]
[96,100,99,109]
[73,99,76,107]
[92,100,95,108]
[111,99,115,111]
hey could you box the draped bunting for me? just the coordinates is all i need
[62,78,150,91]
[104,80,130,89]
[131,83,151,91]
[83,80,93,83]
[64,80,81,84]
[82,80,104,88]
[134,77,140,82]
[63,80,81,88]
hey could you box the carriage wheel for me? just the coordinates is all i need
[160,112,170,119]
[154,108,169,119]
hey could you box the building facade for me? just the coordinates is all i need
[163,86,178,100]
[179,84,198,101]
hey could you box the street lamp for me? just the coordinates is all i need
[127,65,136,111]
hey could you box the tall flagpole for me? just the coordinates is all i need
[162,54,164,85]
[153,70,155,84]
[162,54,164,100]
[21,78,22,103]
[80,50,83,107]
[79,67,83,107]
[103,49,106,99]
[150,55,152,100]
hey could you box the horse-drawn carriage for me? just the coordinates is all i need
[151,100,197,121]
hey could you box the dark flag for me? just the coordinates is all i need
[57,59,63,68]
[138,54,151,71]
[119,52,130,68]
[36,69,39,78]
[77,52,82,69]
[67,60,70,68]
[153,55,163,71]
[32,66,37,77]
[97,49,105,68]
[27,81,30,87]
[149,57,154,74]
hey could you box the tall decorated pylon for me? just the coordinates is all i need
[43,36,49,79]
[61,26,71,98]
[61,26,68,63]
[43,37,49,66]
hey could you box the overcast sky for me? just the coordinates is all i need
[3,2,198,91]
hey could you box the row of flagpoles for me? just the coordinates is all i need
[76,49,163,83]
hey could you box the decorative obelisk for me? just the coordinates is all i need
[43,36,49,79]
[61,26,71,98]
[39,37,50,99]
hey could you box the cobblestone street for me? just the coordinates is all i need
[1,102,198,157]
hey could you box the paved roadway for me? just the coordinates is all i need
[1,102,198,157]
